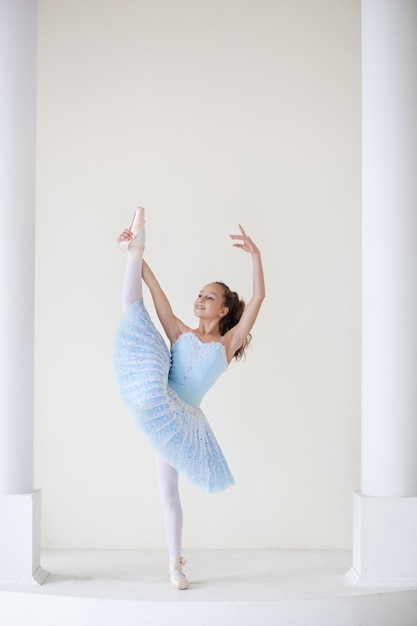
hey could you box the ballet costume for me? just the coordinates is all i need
[114,208,234,589]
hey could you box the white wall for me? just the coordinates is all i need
[34,0,361,549]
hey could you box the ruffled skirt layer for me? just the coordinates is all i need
[114,299,234,493]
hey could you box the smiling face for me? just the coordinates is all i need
[194,283,229,321]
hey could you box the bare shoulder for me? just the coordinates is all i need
[221,327,244,364]
[168,317,190,345]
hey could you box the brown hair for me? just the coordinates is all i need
[215,281,252,360]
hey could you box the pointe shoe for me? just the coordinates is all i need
[169,557,189,590]
[118,207,145,252]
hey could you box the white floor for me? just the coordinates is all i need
[1,550,417,626]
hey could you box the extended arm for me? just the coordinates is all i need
[224,225,265,362]
[142,260,188,344]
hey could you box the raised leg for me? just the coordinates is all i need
[119,208,146,312]
[121,250,144,311]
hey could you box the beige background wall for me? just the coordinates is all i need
[34,0,361,550]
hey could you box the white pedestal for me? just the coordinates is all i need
[346,491,417,587]
[0,491,48,585]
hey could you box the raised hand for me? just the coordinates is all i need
[117,228,133,244]
[229,224,260,255]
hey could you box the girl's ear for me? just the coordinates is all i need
[219,307,229,318]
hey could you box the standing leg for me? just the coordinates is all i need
[155,453,189,590]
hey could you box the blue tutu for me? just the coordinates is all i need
[114,299,235,493]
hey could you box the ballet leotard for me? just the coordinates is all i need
[114,299,235,493]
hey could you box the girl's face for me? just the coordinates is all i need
[194,283,229,321]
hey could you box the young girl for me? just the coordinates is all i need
[114,207,265,589]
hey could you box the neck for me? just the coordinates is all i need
[196,320,221,338]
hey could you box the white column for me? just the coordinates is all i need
[347,0,417,587]
[0,0,47,585]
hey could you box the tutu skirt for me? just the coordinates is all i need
[114,299,235,493]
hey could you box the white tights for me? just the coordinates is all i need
[155,454,183,559]
[121,249,183,559]
[121,251,143,312]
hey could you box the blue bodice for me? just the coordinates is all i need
[168,332,228,408]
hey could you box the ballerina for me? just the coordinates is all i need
[114,207,265,589]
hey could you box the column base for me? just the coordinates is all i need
[346,491,417,587]
[0,491,49,585]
